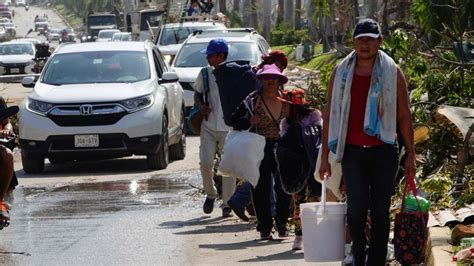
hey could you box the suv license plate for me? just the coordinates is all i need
[74,135,99,148]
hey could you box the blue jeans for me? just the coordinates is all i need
[342,144,398,266]
[228,182,252,209]
[228,181,276,217]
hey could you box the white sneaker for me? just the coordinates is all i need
[292,235,303,250]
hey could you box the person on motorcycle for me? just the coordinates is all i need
[35,42,51,59]
[61,29,68,42]
[34,42,51,73]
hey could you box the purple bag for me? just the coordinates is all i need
[393,176,428,264]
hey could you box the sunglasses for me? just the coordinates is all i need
[259,75,279,81]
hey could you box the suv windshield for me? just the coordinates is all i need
[99,30,118,39]
[42,51,150,85]
[0,43,33,55]
[140,11,162,31]
[88,16,116,26]
[174,42,258,67]
[159,24,225,46]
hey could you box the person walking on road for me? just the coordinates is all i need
[194,39,235,218]
[227,50,289,222]
[275,89,323,250]
[231,64,292,240]
[319,19,416,265]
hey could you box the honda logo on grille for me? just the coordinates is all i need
[79,104,93,116]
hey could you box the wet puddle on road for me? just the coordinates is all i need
[0,171,202,263]
[14,170,201,218]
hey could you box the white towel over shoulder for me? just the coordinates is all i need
[328,50,398,162]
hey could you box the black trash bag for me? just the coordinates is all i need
[275,125,311,194]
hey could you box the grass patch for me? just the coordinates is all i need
[54,4,83,30]
[300,53,338,70]
[271,44,339,71]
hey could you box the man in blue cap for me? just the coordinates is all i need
[193,38,235,217]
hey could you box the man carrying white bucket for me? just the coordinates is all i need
[319,19,416,265]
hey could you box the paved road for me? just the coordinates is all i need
[1,5,68,105]
[0,8,207,264]
[0,5,320,264]
[13,4,66,40]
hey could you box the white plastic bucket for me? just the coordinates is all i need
[300,180,347,262]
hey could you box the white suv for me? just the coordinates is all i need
[171,28,271,109]
[154,21,226,63]
[19,41,186,173]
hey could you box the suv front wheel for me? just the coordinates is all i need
[21,150,44,174]
[169,108,186,160]
[147,115,169,170]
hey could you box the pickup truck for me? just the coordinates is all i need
[34,18,49,33]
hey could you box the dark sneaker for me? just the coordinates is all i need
[222,207,233,218]
[275,224,289,238]
[260,231,273,240]
[227,200,249,221]
[203,197,215,214]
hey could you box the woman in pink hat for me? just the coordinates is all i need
[230,64,291,240]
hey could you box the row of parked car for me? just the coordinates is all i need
[0,4,13,20]
[0,17,15,38]
[16,19,272,174]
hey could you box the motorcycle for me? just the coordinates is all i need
[33,57,48,73]
[25,5,29,11]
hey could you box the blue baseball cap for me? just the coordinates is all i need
[353,18,381,39]
[201,38,229,55]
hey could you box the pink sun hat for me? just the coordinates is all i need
[256,64,288,85]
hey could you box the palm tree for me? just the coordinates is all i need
[284,0,294,28]
[278,0,284,24]
[219,0,227,14]
[294,0,302,29]
[262,0,271,39]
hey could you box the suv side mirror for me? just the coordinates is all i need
[159,71,178,84]
[21,76,35,88]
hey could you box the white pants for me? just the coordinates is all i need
[199,124,235,208]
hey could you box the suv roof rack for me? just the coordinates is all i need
[178,14,228,26]
[191,28,257,36]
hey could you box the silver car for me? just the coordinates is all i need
[48,28,60,41]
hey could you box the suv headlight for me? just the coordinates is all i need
[26,98,54,116]
[120,94,154,112]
